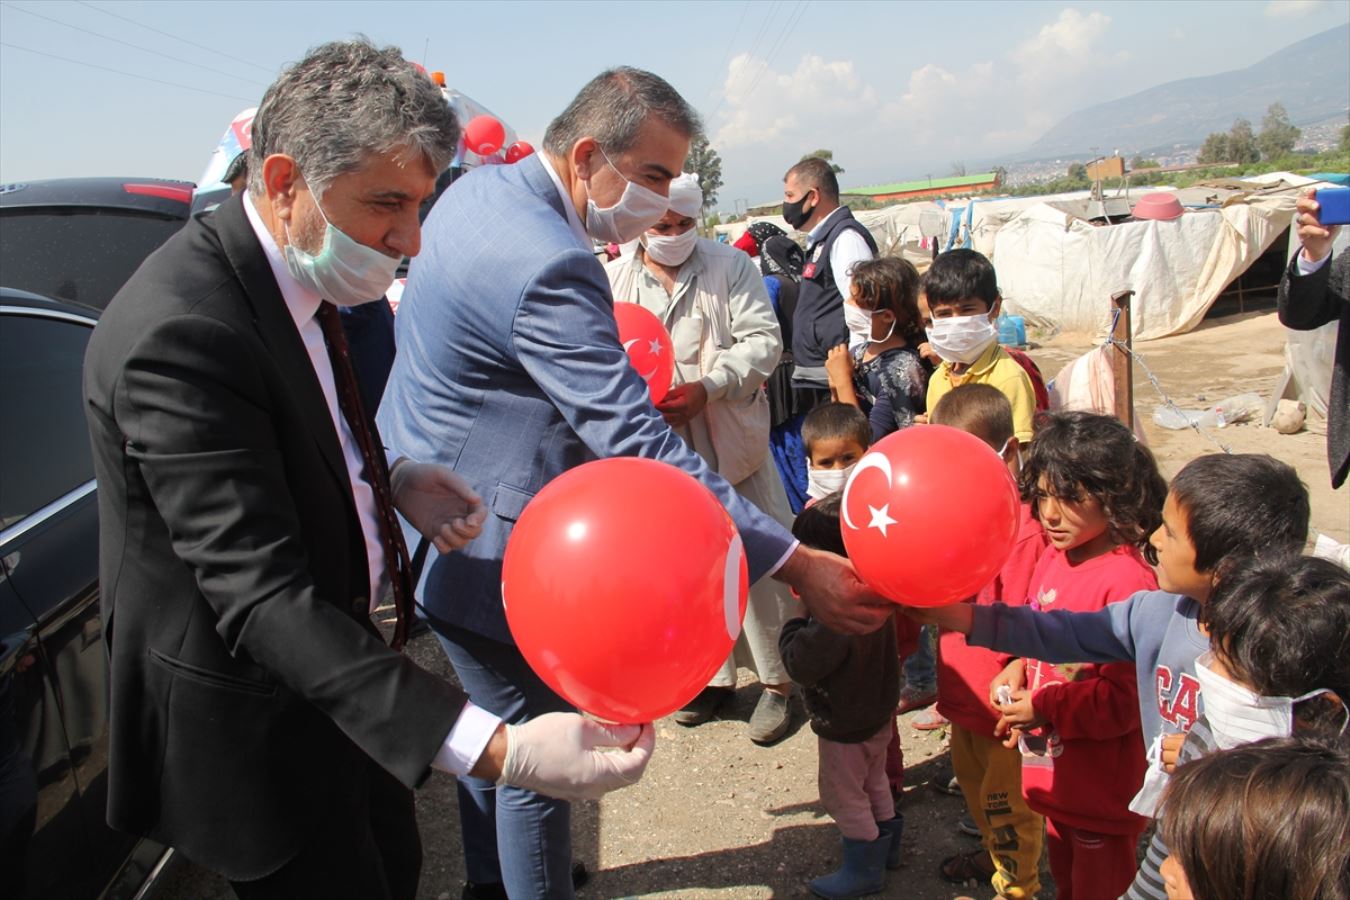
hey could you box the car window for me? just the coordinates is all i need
[0,208,183,309]
[0,312,95,528]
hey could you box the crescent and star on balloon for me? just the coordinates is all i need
[841,451,900,538]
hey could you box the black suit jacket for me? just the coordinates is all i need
[1278,250,1349,489]
[82,194,465,879]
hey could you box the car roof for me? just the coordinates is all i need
[0,285,101,322]
[0,177,194,218]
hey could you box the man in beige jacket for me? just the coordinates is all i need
[606,174,801,744]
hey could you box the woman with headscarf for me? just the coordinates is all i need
[606,175,800,745]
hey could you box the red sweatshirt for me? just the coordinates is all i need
[936,503,1047,735]
[1020,544,1158,834]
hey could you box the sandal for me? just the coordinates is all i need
[939,849,996,886]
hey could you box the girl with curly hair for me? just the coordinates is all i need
[990,410,1167,900]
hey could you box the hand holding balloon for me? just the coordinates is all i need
[773,545,895,635]
[657,382,708,429]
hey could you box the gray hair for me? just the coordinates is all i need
[543,67,701,158]
[247,38,459,199]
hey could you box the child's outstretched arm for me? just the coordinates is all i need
[966,592,1148,665]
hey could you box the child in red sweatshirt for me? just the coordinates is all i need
[991,411,1167,900]
[931,384,1047,899]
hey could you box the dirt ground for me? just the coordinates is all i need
[158,309,1345,900]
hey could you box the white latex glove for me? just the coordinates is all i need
[390,460,487,553]
[497,712,655,801]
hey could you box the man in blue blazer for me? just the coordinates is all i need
[379,67,892,899]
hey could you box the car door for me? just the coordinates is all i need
[0,301,130,898]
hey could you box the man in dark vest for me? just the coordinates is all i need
[781,156,877,409]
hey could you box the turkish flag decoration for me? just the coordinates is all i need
[503,457,748,723]
[841,425,1020,606]
[614,301,675,405]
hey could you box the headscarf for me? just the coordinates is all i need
[667,172,703,218]
[761,234,804,279]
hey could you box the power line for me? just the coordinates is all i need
[1,1,268,87]
[708,0,780,124]
[0,41,257,102]
[744,0,811,101]
[72,0,273,73]
[707,0,750,99]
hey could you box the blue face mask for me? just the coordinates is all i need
[284,185,401,306]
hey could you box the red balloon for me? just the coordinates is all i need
[464,115,505,156]
[613,301,675,405]
[505,140,535,163]
[840,425,1020,606]
[503,457,748,723]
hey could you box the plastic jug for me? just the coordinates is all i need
[998,314,1026,347]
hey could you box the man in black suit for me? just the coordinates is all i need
[83,40,652,900]
[1280,188,1348,490]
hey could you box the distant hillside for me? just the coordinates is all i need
[1011,24,1349,162]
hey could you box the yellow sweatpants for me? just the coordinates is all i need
[950,723,1045,899]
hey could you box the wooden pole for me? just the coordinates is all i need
[1111,290,1135,429]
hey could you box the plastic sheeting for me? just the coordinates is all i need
[994,190,1298,340]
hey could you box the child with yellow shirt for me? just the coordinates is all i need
[921,249,1036,443]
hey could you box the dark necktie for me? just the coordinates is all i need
[315,301,414,651]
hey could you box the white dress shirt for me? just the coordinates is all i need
[808,206,875,350]
[243,195,499,776]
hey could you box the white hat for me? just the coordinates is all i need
[667,172,702,218]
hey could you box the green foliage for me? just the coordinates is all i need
[801,148,844,174]
[1197,131,1230,165]
[1130,155,1161,169]
[1227,118,1260,164]
[1257,102,1301,161]
[686,135,723,211]
[1067,161,1088,180]
[705,213,721,229]
[1340,121,1350,155]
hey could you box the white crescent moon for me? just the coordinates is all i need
[723,533,744,640]
[841,451,894,531]
[622,339,638,352]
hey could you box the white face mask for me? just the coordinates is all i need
[1194,651,1342,750]
[643,227,698,266]
[584,148,670,244]
[844,303,873,349]
[844,303,897,349]
[925,313,998,364]
[283,187,401,307]
[807,462,857,501]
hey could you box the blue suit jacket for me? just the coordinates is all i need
[378,156,795,643]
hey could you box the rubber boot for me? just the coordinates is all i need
[808,834,890,899]
[876,814,904,870]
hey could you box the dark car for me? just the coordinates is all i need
[0,289,176,899]
[0,178,193,310]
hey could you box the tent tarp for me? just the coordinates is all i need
[994,189,1298,340]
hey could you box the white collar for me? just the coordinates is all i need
[243,193,322,331]
[807,205,848,244]
[538,154,591,249]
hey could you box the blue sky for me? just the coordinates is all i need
[1,0,1346,212]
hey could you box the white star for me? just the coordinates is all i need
[648,338,664,356]
[867,504,898,537]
